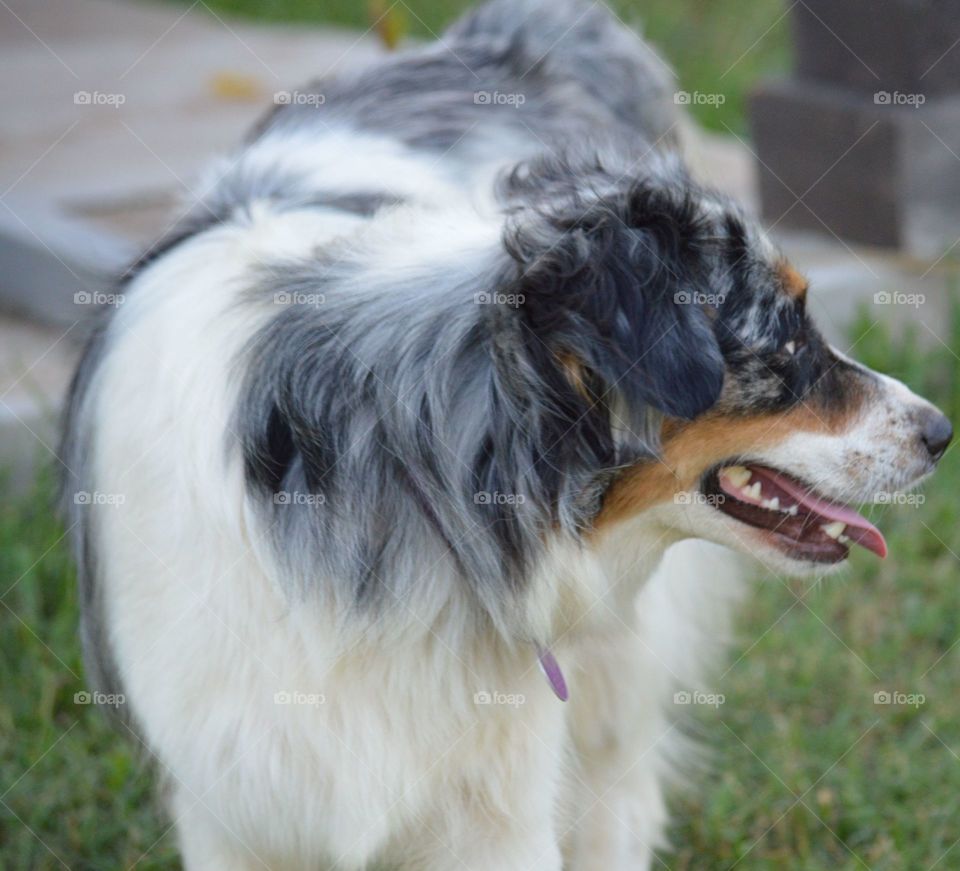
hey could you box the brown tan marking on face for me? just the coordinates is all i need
[776,260,808,302]
[593,388,868,533]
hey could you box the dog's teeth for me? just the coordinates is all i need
[761,497,780,511]
[784,340,796,355]
[838,534,851,544]
[822,521,846,540]
[745,482,762,500]
[721,466,752,488]
[786,504,799,516]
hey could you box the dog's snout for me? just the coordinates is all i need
[919,408,953,463]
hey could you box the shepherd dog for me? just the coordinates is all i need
[62,1,951,867]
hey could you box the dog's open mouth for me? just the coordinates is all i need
[702,464,887,564]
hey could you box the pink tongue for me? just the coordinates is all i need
[750,467,887,558]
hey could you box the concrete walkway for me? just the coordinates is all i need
[0,0,957,486]
[0,0,383,321]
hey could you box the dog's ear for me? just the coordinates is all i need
[506,193,725,425]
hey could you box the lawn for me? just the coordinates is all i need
[188,0,791,133]
[3,308,960,868]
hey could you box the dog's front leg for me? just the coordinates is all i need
[173,790,272,871]
[402,695,566,871]
[564,625,671,871]
[425,823,564,871]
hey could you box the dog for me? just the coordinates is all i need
[61,1,952,868]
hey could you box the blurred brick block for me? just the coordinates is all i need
[751,80,960,255]
[792,0,960,98]
[749,0,960,254]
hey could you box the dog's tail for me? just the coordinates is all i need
[444,0,679,146]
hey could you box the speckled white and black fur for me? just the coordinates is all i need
[60,2,949,869]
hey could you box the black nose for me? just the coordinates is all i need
[921,409,953,462]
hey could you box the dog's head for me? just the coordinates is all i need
[506,158,951,575]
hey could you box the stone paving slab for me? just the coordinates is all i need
[0,0,384,327]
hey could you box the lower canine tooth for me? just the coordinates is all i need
[786,504,799,516]
[822,521,846,540]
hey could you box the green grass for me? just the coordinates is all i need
[3,306,960,868]
[186,0,790,132]
[0,468,178,869]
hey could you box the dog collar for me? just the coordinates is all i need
[537,646,568,701]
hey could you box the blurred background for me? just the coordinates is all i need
[1,1,959,868]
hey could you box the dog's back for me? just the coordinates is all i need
[257,0,677,152]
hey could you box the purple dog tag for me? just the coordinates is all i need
[537,646,568,701]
